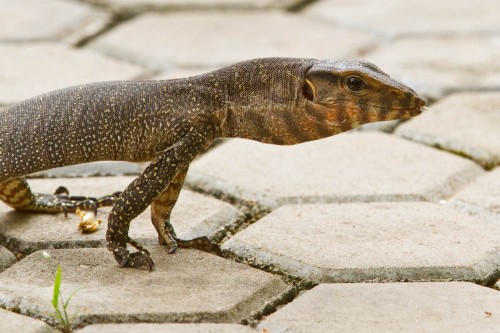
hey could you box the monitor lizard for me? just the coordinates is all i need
[0,58,425,271]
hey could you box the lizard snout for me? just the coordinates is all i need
[410,96,426,116]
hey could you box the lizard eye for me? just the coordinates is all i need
[345,75,366,93]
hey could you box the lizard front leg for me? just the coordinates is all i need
[151,166,221,255]
[106,127,214,271]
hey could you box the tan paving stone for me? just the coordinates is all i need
[0,247,289,326]
[89,12,374,69]
[0,0,110,44]
[364,36,500,99]
[449,168,500,223]
[258,283,500,333]
[83,0,301,14]
[223,202,500,283]
[0,308,57,333]
[306,0,500,38]
[187,132,483,208]
[0,177,239,254]
[0,43,144,106]
[77,323,256,333]
[397,92,500,169]
[0,246,16,272]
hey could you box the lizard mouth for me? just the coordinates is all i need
[408,98,426,116]
[396,97,425,117]
[404,107,423,117]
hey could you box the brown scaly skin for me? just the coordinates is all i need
[0,58,424,271]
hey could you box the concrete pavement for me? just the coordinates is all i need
[0,0,499,332]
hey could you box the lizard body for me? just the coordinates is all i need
[0,58,424,270]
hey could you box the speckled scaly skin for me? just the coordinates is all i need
[0,58,424,270]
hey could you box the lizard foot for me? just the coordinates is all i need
[113,247,155,272]
[50,187,122,217]
[156,233,178,254]
[175,236,222,256]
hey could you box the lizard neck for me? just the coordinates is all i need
[211,58,317,145]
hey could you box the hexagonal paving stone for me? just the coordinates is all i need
[0,247,289,326]
[222,202,500,283]
[397,92,500,169]
[0,0,110,44]
[0,308,57,333]
[449,167,500,223]
[89,12,374,69]
[77,323,257,333]
[83,0,301,14]
[0,43,144,106]
[257,283,500,333]
[306,0,500,38]
[0,246,16,272]
[0,177,239,254]
[363,36,500,99]
[187,132,483,208]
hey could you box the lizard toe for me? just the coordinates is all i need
[114,248,155,272]
[167,242,178,254]
[176,236,222,256]
[128,251,155,272]
[53,186,70,196]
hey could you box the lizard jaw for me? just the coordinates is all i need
[401,107,423,117]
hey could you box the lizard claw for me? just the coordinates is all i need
[114,247,155,272]
[167,242,178,254]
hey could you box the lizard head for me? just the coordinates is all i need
[302,60,425,132]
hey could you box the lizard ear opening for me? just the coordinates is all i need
[303,80,315,101]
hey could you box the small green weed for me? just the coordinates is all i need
[44,252,80,333]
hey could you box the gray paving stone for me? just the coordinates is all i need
[0,308,57,333]
[0,0,110,44]
[77,323,256,333]
[258,283,500,333]
[397,92,500,169]
[0,246,16,272]
[0,43,144,106]
[364,36,500,99]
[83,0,301,14]
[449,168,500,224]
[0,177,239,254]
[0,247,289,326]
[223,202,500,283]
[306,0,500,38]
[187,132,483,208]
[89,12,374,69]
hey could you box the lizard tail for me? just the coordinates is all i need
[0,177,119,214]
[0,177,39,211]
